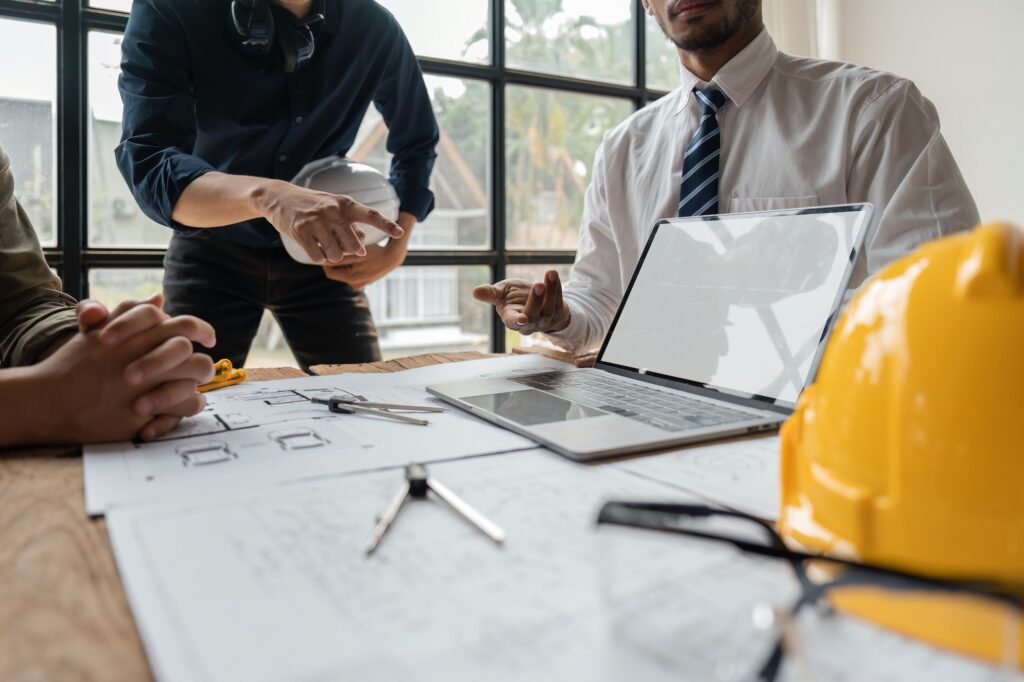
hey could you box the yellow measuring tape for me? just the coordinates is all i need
[198,359,247,393]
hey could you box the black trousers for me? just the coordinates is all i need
[163,234,381,371]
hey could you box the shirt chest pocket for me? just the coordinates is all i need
[727,194,819,213]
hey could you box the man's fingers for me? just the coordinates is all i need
[111,292,163,320]
[154,393,208,418]
[139,415,184,442]
[546,270,563,305]
[179,352,217,384]
[314,225,345,263]
[98,304,166,346]
[520,282,545,325]
[76,299,110,332]
[501,306,530,331]
[331,221,366,257]
[295,230,326,264]
[110,299,138,318]
[123,336,195,386]
[120,315,218,360]
[346,200,404,239]
[539,272,561,320]
[158,315,217,349]
[133,379,202,416]
[472,283,504,304]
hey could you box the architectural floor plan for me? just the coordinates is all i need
[84,355,567,515]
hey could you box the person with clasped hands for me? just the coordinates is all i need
[0,145,216,446]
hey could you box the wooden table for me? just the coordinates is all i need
[0,351,533,682]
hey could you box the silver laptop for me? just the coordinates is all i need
[428,204,873,461]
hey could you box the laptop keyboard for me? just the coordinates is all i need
[510,371,756,432]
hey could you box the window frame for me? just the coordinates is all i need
[0,0,671,353]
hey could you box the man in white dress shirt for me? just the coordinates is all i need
[474,0,978,356]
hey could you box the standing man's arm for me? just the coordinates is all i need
[324,13,440,289]
[848,80,980,280]
[116,0,401,266]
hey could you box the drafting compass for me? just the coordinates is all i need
[308,395,445,426]
[365,463,506,555]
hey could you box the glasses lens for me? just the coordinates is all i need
[786,580,1023,681]
[596,510,799,681]
[597,503,1023,681]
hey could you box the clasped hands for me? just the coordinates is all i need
[35,293,216,444]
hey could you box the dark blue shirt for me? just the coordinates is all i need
[116,0,439,247]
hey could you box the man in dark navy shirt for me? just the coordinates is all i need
[116,0,439,370]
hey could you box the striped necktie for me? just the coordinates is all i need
[678,86,729,217]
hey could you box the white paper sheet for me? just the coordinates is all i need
[108,450,696,682]
[618,434,781,520]
[107,450,1018,682]
[84,354,568,515]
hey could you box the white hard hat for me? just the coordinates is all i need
[282,156,400,264]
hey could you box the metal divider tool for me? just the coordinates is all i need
[365,463,506,555]
[309,396,445,426]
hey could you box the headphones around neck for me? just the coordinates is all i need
[229,0,326,73]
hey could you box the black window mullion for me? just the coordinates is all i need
[490,0,507,353]
[57,0,86,299]
[81,5,127,32]
[635,0,647,108]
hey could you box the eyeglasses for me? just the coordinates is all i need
[597,501,1024,681]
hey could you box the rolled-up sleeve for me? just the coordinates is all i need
[115,0,214,231]
[0,150,77,368]
[371,15,439,222]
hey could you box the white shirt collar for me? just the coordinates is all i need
[674,28,779,114]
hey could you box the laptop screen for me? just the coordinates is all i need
[597,205,871,408]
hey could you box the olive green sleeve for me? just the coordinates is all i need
[0,147,78,368]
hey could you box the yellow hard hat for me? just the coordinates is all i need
[778,222,1024,664]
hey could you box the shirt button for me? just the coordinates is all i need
[279,154,287,162]
[295,116,304,124]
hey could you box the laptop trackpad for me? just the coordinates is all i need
[462,389,606,426]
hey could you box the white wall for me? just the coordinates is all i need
[819,0,1024,225]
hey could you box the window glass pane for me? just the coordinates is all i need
[87,268,164,308]
[88,31,171,248]
[244,312,303,369]
[0,18,57,247]
[364,266,491,359]
[354,76,491,249]
[504,264,573,351]
[89,0,132,11]
[505,0,634,84]
[646,13,680,91]
[377,0,489,63]
[505,87,631,250]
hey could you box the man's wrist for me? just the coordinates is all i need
[248,178,286,218]
[397,212,417,232]
[551,306,572,333]
[0,366,54,446]
[387,215,415,266]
